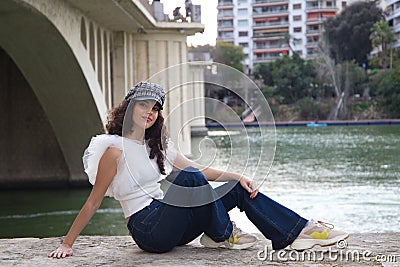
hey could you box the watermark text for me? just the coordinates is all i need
[257,240,399,263]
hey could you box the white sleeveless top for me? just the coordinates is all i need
[82,134,178,218]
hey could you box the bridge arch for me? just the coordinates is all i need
[0,0,105,186]
[1,0,206,187]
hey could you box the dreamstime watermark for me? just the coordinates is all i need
[257,240,399,263]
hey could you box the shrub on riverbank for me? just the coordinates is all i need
[252,54,399,121]
[270,98,382,121]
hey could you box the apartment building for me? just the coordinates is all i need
[386,0,400,48]
[217,0,253,73]
[217,0,347,71]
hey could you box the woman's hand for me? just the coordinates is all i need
[239,176,259,199]
[47,147,119,260]
[48,243,73,259]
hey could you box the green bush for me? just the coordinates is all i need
[368,69,391,97]
[376,67,400,117]
[297,97,319,120]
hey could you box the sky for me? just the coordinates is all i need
[159,0,218,47]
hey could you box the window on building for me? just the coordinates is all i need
[293,15,301,21]
[218,20,233,27]
[239,42,249,47]
[218,0,233,4]
[307,25,320,33]
[293,4,301,9]
[253,5,288,14]
[294,27,302,33]
[306,2,318,8]
[221,9,233,16]
[342,1,347,7]
[307,37,317,43]
[238,8,248,15]
[238,19,248,26]
[238,31,248,37]
[218,31,234,38]
[307,48,318,55]
[327,1,333,7]
[238,0,247,3]
[293,38,302,45]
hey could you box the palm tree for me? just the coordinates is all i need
[370,21,396,69]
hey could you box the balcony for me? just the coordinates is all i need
[253,6,289,16]
[254,43,289,49]
[386,0,400,7]
[253,54,284,62]
[218,31,234,37]
[306,4,337,12]
[306,41,319,47]
[386,7,400,21]
[253,32,287,40]
[218,20,234,30]
[306,29,321,36]
[253,10,289,18]
[306,17,328,25]
[218,26,234,32]
[392,39,400,49]
[253,20,289,29]
[252,0,289,6]
[306,49,320,58]
[217,12,234,19]
[394,22,400,33]
[218,0,234,8]
[216,37,234,44]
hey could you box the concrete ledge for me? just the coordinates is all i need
[1,233,399,266]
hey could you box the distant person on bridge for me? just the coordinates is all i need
[173,6,186,22]
[49,82,348,258]
[185,0,192,21]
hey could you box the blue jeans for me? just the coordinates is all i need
[127,166,307,253]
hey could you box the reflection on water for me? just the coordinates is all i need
[0,126,399,238]
[0,189,126,238]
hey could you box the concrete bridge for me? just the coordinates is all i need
[0,0,206,187]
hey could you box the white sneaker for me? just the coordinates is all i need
[200,222,258,250]
[290,219,349,250]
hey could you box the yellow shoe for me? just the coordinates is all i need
[290,219,349,250]
[200,222,258,250]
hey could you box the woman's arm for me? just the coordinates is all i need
[48,147,121,259]
[173,152,258,199]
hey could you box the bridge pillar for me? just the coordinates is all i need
[111,32,196,156]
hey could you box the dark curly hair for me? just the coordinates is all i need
[105,99,168,175]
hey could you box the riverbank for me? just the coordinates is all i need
[1,233,399,266]
[206,119,400,128]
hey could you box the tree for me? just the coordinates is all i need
[323,1,383,66]
[254,54,317,104]
[376,67,400,117]
[212,42,245,72]
[253,62,274,86]
[370,21,396,69]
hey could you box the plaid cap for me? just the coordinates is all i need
[125,82,166,107]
